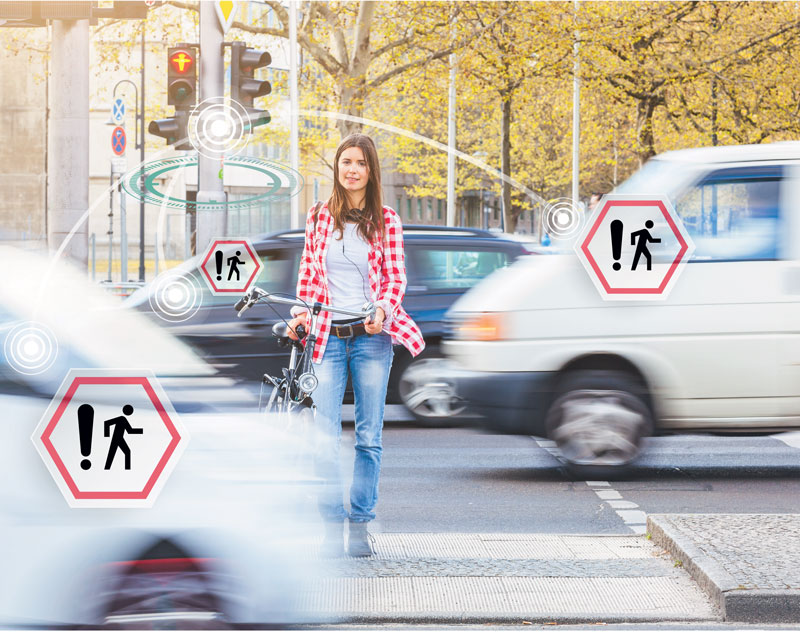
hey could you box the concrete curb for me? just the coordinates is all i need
[331,613,708,625]
[647,514,800,623]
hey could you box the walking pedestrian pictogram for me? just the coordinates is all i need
[103,405,144,470]
[630,220,662,271]
[32,370,188,508]
[199,239,263,295]
[227,251,245,281]
[574,195,695,301]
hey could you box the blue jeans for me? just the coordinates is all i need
[313,331,393,523]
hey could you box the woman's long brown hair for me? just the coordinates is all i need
[328,133,385,244]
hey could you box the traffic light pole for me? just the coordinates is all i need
[139,26,146,282]
[196,2,227,252]
[289,1,300,230]
[47,18,90,268]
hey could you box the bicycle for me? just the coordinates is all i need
[234,287,377,427]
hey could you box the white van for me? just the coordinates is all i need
[443,142,800,477]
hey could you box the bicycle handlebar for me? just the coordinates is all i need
[234,287,377,322]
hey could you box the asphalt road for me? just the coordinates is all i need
[337,423,800,535]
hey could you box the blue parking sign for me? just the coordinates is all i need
[111,126,126,156]
[112,98,125,124]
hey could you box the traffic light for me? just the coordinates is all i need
[148,110,192,151]
[167,46,197,108]
[150,46,196,149]
[230,42,271,132]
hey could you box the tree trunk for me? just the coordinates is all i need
[336,78,367,137]
[335,0,375,138]
[501,90,515,232]
[635,95,660,165]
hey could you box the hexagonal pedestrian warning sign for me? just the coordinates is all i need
[199,239,262,295]
[32,369,188,508]
[574,195,695,300]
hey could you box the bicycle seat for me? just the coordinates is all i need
[272,322,291,339]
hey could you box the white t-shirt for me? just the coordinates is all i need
[326,222,371,316]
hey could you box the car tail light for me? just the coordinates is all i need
[452,312,507,341]
[108,557,214,573]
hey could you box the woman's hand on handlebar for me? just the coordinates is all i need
[287,312,308,340]
[364,307,386,335]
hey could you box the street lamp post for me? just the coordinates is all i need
[472,151,489,230]
[481,188,489,231]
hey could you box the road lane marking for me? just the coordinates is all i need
[773,431,800,449]
[535,438,563,460]
[615,509,647,524]
[587,482,647,534]
[532,441,647,534]
[608,500,639,509]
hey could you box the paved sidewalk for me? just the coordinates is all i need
[648,514,800,624]
[299,533,718,624]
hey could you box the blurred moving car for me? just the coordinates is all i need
[444,141,800,477]
[127,226,532,423]
[0,246,325,627]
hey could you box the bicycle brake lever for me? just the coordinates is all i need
[236,287,268,318]
[361,301,376,323]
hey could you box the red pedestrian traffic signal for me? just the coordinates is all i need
[169,50,194,74]
[151,45,197,149]
[167,46,197,107]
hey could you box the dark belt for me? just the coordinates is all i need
[332,321,370,339]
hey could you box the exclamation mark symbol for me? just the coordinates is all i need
[215,250,223,281]
[610,220,624,271]
[78,404,94,471]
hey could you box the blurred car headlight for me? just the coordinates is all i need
[451,312,507,341]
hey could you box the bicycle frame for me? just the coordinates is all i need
[235,288,376,414]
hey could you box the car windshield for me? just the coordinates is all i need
[613,158,691,201]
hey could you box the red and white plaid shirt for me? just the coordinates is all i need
[292,202,425,364]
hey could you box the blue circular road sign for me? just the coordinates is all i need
[111,126,127,156]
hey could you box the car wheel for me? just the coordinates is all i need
[398,348,468,425]
[544,370,653,479]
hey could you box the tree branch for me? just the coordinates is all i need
[366,6,510,89]
[350,0,376,72]
[704,19,800,68]
[372,30,415,60]
[316,2,349,69]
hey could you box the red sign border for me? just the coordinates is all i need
[579,199,689,295]
[38,376,182,500]
[200,239,263,294]
[111,126,126,156]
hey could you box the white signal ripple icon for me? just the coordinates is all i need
[543,197,583,239]
[149,273,202,323]
[189,97,250,159]
[3,321,58,376]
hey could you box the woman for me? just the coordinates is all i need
[287,133,425,557]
